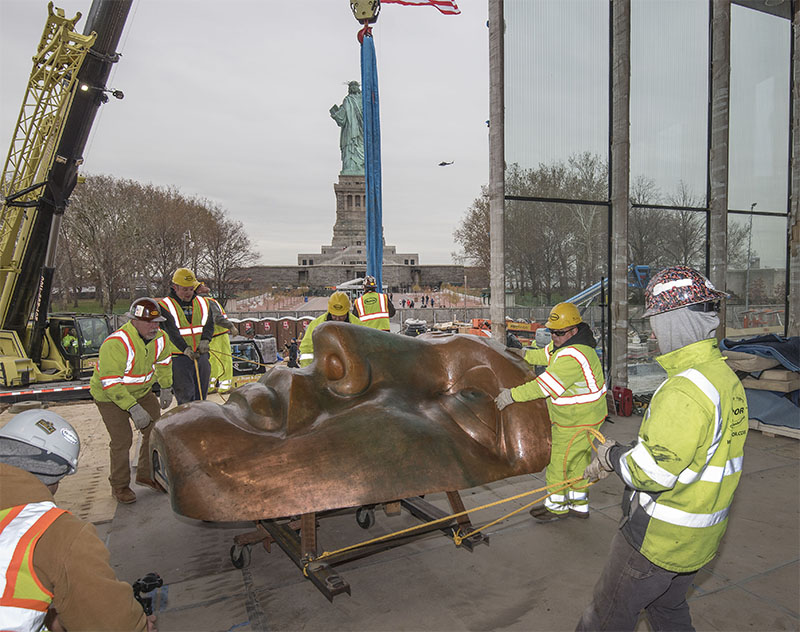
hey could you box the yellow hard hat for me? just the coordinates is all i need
[327,291,351,316]
[172,268,199,289]
[546,302,582,329]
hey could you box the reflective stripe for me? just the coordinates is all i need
[355,293,390,320]
[675,368,723,482]
[300,353,314,360]
[639,492,730,528]
[550,384,607,406]
[0,502,65,630]
[101,328,162,388]
[626,442,678,488]
[567,490,587,501]
[162,296,209,347]
[678,456,743,485]
[537,371,565,397]
[100,376,124,389]
[549,347,606,406]
[107,330,135,376]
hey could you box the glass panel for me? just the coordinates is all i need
[628,207,708,275]
[505,0,609,196]
[728,6,791,213]
[725,213,787,335]
[630,0,709,202]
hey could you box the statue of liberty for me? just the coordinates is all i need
[330,81,365,176]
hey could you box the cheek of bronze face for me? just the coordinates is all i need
[151,323,552,521]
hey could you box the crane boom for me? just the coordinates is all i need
[0,1,131,392]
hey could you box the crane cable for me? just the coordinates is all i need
[301,426,607,576]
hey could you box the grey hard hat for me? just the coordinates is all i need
[0,410,80,484]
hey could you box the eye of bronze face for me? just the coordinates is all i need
[324,353,345,381]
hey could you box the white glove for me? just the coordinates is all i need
[183,346,199,361]
[128,403,153,430]
[158,387,173,409]
[494,388,515,411]
[196,339,210,355]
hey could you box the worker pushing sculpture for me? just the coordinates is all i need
[150,324,553,522]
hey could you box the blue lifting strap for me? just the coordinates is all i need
[360,33,383,291]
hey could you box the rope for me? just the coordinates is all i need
[209,347,273,369]
[193,356,205,401]
[301,426,606,575]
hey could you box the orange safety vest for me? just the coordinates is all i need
[159,295,210,352]
[0,502,66,632]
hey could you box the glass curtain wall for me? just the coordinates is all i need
[727,5,791,333]
[628,0,709,386]
[504,0,610,357]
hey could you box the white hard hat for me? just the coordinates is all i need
[0,410,80,484]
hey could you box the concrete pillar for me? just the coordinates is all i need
[610,0,631,387]
[789,3,800,336]
[489,0,506,340]
[709,0,731,335]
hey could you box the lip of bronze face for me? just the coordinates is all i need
[151,323,552,522]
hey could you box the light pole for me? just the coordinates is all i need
[463,274,468,323]
[745,202,756,313]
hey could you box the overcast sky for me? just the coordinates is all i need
[0,0,489,266]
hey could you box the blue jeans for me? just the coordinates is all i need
[172,353,210,404]
[576,531,697,631]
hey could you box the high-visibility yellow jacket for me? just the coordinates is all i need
[299,312,363,367]
[207,297,233,391]
[353,291,392,331]
[0,501,66,631]
[158,294,213,354]
[608,338,748,573]
[511,333,607,429]
[89,320,173,411]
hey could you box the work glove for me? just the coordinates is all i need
[183,346,199,361]
[219,319,238,336]
[158,387,173,410]
[583,456,611,482]
[196,339,210,355]
[596,438,618,471]
[506,347,527,359]
[128,403,153,430]
[494,388,515,411]
[583,439,619,482]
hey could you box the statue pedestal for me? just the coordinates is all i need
[332,175,366,248]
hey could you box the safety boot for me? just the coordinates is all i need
[135,476,166,493]
[112,486,136,504]
[530,505,567,522]
[569,508,590,519]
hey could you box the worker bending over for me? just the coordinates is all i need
[495,302,607,520]
[158,268,214,403]
[299,291,363,367]
[578,266,747,630]
[0,410,155,631]
[353,275,395,331]
[90,298,173,504]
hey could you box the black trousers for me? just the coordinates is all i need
[576,531,698,631]
[171,353,210,404]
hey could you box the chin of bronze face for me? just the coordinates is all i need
[151,323,552,522]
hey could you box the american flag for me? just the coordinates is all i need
[382,0,461,15]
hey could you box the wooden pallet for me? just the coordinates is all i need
[748,418,800,440]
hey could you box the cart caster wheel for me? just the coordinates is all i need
[230,544,251,569]
[356,507,375,529]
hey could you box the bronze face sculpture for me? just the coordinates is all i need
[150,323,552,521]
